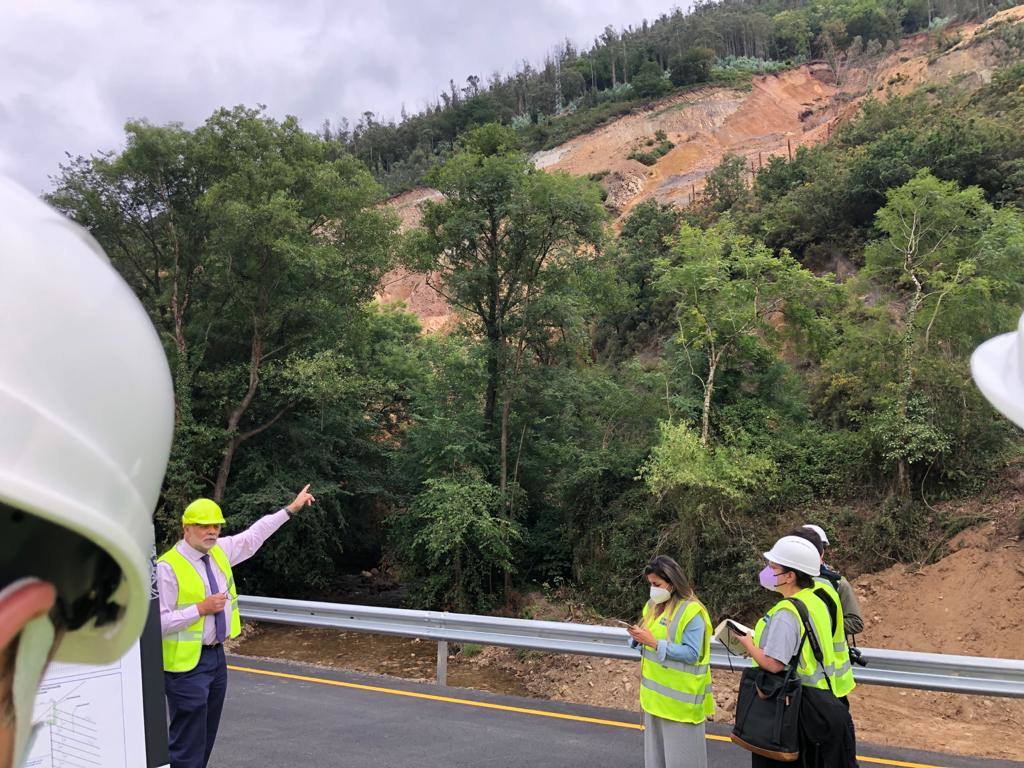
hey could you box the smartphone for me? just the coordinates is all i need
[727,620,747,636]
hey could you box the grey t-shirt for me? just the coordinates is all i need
[759,609,801,664]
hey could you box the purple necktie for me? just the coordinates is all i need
[200,554,227,643]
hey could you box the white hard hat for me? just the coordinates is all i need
[0,177,174,663]
[802,524,830,547]
[971,311,1024,429]
[763,535,821,577]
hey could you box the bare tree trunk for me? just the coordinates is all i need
[700,348,719,447]
[484,328,500,435]
[501,396,511,603]
[500,398,511,494]
[895,217,924,499]
[213,319,263,502]
[499,337,527,608]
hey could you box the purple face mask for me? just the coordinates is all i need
[758,565,778,590]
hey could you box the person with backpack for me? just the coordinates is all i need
[802,524,864,636]
[734,535,858,768]
[788,528,857,705]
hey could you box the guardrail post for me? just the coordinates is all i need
[436,640,448,686]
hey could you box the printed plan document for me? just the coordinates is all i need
[26,642,147,768]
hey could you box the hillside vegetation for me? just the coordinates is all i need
[46,1,1024,621]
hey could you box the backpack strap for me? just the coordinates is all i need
[812,584,840,636]
[786,597,835,695]
[819,564,842,589]
[778,609,808,687]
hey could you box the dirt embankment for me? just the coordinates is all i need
[534,66,837,215]
[534,11,1017,218]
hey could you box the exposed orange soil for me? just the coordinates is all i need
[375,187,452,333]
[377,9,1023,331]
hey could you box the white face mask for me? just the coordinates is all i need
[649,586,672,604]
[2,579,56,768]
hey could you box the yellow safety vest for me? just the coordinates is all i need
[813,576,856,697]
[159,544,241,672]
[753,588,836,691]
[639,598,715,723]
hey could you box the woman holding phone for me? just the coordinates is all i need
[627,555,714,768]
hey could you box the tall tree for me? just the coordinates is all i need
[862,170,1024,494]
[49,106,398,513]
[410,124,604,599]
[654,222,835,446]
[413,124,605,470]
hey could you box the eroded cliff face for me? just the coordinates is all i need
[378,9,1024,329]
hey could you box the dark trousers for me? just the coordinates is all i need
[165,645,227,768]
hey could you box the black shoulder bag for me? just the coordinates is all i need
[730,604,807,761]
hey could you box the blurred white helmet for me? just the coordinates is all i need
[802,524,829,547]
[764,535,821,577]
[971,311,1024,429]
[0,177,174,663]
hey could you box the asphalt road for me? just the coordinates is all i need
[211,655,1023,768]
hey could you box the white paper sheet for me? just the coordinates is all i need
[26,641,147,768]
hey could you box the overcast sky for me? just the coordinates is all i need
[0,0,682,193]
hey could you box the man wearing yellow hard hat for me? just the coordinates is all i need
[156,485,315,768]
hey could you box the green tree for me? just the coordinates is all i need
[772,10,812,59]
[631,60,670,99]
[412,124,606,489]
[861,170,1024,494]
[703,153,750,213]
[48,106,399,537]
[596,201,683,357]
[654,222,835,445]
[389,472,523,612]
[669,47,716,87]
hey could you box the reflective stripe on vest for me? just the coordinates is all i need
[639,598,715,724]
[639,650,710,676]
[813,576,856,697]
[640,677,715,705]
[752,589,837,691]
[158,544,242,673]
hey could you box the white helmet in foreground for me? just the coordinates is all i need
[763,535,821,577]
[0,176,174,763]
[971,311,1024,429]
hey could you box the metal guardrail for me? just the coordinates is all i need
[237,594,1024,697]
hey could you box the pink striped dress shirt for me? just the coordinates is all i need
[157,509,290,643]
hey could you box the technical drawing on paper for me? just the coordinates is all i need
[25,646,146,768]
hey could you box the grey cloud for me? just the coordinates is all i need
[0,0,680,192]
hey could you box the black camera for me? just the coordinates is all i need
[849,645,868,667]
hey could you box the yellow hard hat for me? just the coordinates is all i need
[182,498,225,526]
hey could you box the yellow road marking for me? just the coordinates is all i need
[228,664,642,730]
[228,664,950,768]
